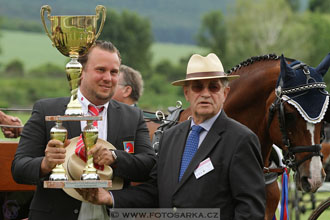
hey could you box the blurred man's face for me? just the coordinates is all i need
[112,72,126,103]
[184,79,229,124]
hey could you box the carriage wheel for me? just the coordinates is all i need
[308,197,330,220]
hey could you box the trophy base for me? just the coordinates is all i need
[49,173,68,181]
[81,173,100,181]
[44,180,112,189]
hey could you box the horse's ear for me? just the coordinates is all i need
[280,54,295,80]
[315,53,330,77]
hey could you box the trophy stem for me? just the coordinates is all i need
[81,121,100,180]
[65,55,83,115]
[49,121,68,181]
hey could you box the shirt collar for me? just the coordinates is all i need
[191,110,222,132]
[77,88,109,114]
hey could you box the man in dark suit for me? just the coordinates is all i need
[85,53,266,220]
[11,40,156,220]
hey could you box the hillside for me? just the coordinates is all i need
[0,0,232,44]
[0,30,207,71]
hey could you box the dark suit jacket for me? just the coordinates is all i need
[112,111,265,220]
[11,97,156,220]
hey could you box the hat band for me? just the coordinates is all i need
[186,71,227,79]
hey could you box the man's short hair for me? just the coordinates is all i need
[78,40,121,68]
[220,78,229,87]
[120,65,144,102]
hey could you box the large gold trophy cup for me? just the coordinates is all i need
[41,5,106,115]
[41,5,107,183]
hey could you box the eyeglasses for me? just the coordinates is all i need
[190,82,222,93]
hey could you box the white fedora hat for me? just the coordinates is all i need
[171,53,239,86]
[62,137,123,202]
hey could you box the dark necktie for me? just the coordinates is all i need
[179,125,204,181]
[75,105,104,169]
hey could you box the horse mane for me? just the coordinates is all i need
[227,53,296,74]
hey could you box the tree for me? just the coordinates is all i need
[303,13,330,84]
[224,0,294,67]
[195,10,227,66]
[0,16,2,55]
[28,63,65,78]
[309,0,330,13]
[286,0,300,12]
[3,59,24,77]
[99,9,154,77]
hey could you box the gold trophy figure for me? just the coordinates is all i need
[81,121,99,180]
[41,5,106,115]
[49,121,68,181]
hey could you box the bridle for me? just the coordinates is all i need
[267,63,326,171]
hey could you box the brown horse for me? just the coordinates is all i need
[177,54,330,220]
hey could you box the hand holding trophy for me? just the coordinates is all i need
[49,121,68,181]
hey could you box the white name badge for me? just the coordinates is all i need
[194,157,214,179]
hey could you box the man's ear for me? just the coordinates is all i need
[123,86,132,98]
[183,86,189,102]
[223,87,230,100]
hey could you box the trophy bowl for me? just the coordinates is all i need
[41,5,106,115]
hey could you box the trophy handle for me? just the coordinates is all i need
[95,5,106,40]
[40,5,53,42]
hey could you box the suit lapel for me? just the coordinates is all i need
[107,100,121,144]
[174,112,227,193]
[172,122,190,185]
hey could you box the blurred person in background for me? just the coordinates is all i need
[112,64,144,107]
[0,110,22,138]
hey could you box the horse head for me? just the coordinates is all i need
[268,53,330,192]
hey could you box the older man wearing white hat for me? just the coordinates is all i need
[88,53,266,220]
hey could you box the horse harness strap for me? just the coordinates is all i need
[152,102,184,154]
[263,167,285,174]
[284,144,323,169]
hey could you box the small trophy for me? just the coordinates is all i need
[49,121,68,181]
[41,5,106,115]
[81,121,99,180]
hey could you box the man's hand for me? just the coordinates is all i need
[89,143,116,166]
[0,111,23,138]
[76,188,113,206]
[40,139,70,177]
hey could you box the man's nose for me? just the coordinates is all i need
[103,71,112,81]
[200,85,211,96]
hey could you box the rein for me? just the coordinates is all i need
[267,63,326,171]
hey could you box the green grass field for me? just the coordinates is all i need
[0,30,207,71]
